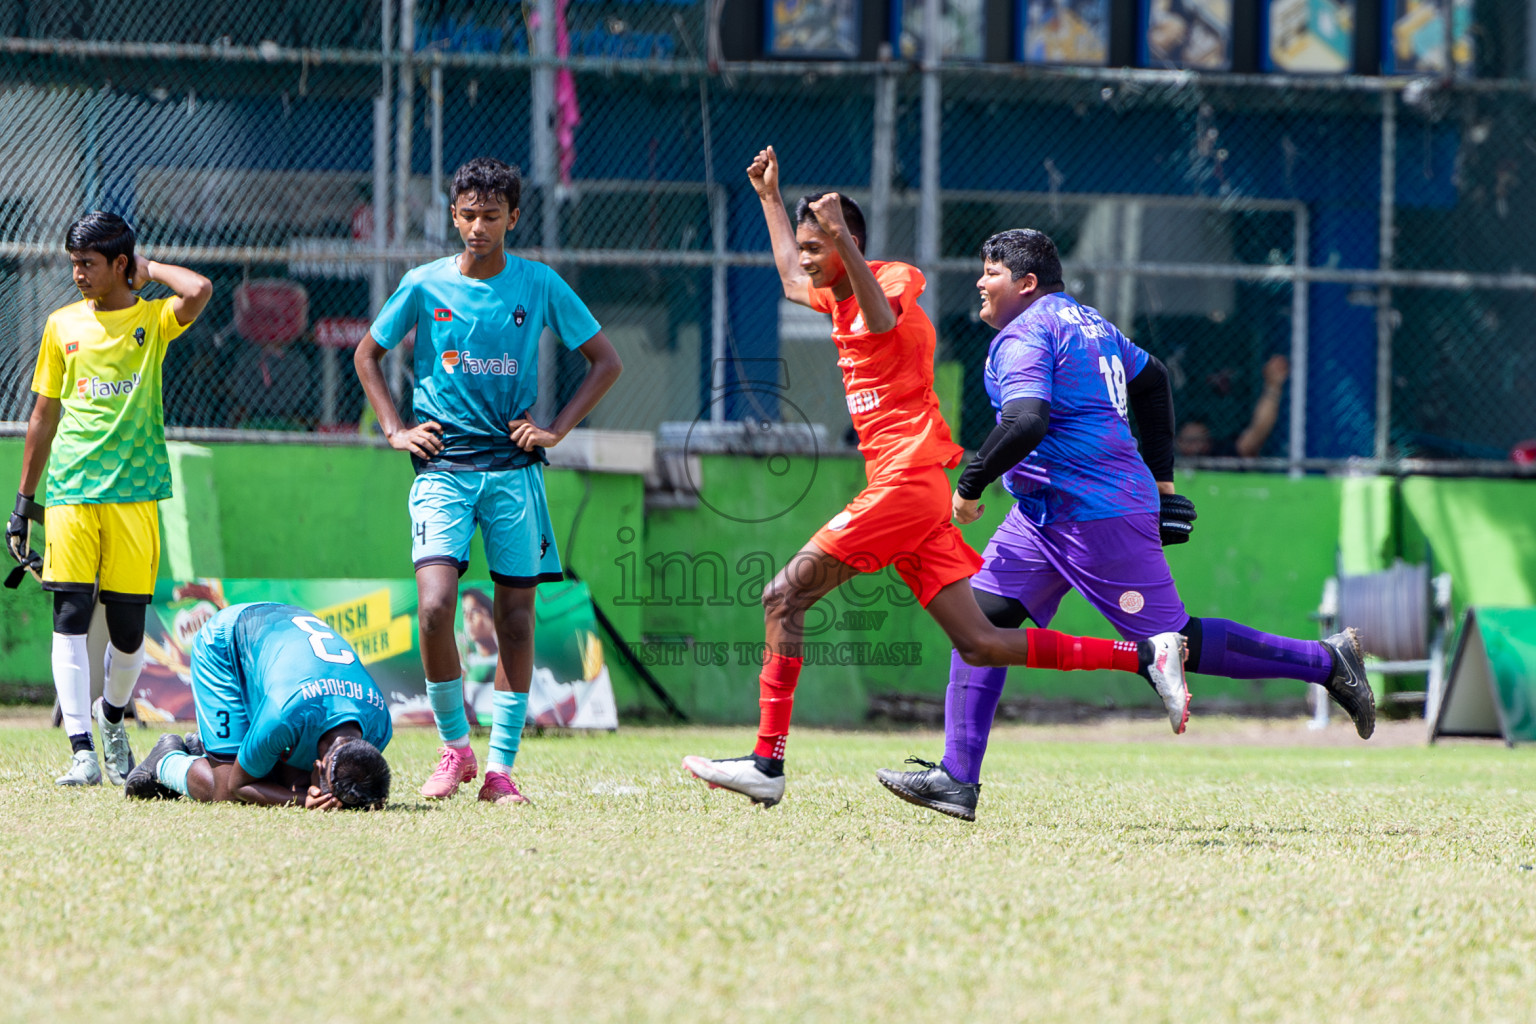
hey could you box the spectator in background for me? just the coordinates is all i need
[1176,354,1289,458]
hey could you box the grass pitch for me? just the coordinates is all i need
[3,714,1535,1024]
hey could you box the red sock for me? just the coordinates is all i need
[1025,629,1140,673]
[753,652,803,761]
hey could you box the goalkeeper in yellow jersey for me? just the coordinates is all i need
[8,212,211,786]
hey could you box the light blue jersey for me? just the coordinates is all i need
[189,603,393,778]
[987,293,1158,525]
[369,254,602,472]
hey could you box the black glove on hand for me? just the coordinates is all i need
[7,492,41,562]
[1159,492,1197,545]
[5,492,43,589]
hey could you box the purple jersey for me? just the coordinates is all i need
[985,293,1159,524]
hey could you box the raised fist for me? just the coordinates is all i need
[746,145,781,197]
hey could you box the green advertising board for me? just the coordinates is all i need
[1431,607,1536,745]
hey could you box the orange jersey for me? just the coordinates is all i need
[808,261,963,477]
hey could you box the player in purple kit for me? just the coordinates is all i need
[876,229,1375,822]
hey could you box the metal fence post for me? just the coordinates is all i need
[1375,90,1397,460]
[1289,204,1310,475]
[917,0,942,321]
[532,0,557,424]
[394,0,415,247]
[83,86,104,210]
[428,62,445,244]
[869,51,895,259]
[711,185,728,424]
[384,0,415,404]
[371,0,395,409]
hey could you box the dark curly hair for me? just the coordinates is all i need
[450,157,522,211]
[327,739,391,809]
[979,228,1063,288]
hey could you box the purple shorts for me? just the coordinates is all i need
[971,506,1187,639]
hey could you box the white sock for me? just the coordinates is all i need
[103,641,145,711]
[52,633,92,736]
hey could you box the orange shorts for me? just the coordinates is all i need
[810,464,984,607]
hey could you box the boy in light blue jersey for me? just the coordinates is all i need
[355,157,622,804]
[125,603,393,809]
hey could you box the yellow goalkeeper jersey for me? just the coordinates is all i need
[31,296,192,505]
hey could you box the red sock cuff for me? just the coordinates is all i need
[1026,629,1139,674]
[755,653,803,760]
[760,651,804,691]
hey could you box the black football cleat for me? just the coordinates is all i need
[124,733,189,800]
[875,757,980,822]
[182,732,205,758]
[1321,627,1376,740]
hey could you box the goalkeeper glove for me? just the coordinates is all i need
[5,492,43,588]
[1158,492,1197,546]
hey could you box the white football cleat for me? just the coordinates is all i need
[682,754,785,808]
[94,698,136,786]
[1144,631,1190,734]
[56,749,102,787]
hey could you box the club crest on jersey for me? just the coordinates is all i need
[75,372,141,399]
[133,327,146,347]
[514,304,527,327]
[434,308,453,322]
[440,350,517,377]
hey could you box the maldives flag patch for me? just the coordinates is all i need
[65,342,78,354]
[434,308,453,321]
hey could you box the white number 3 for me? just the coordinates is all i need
[1098,355,1129,420]
[292,616,357,666]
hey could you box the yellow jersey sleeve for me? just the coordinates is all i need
[31,316,64,398]
[156,296,192,344]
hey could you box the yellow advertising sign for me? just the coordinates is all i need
[312,588,414,665]
[346,615,416,666]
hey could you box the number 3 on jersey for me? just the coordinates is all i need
[1098,355,1128,420]
[292,616,357,665]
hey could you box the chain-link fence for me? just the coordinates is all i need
[2,2,1535,469]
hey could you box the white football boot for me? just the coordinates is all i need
[1144,631,1191,734]
[682,754,785,808]
[56,749,102,786]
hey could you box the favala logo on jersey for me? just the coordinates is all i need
[440,351,517,376]
[76,372,141,399]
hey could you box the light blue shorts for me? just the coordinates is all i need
[408,465,563,587]
[188,604,252,759]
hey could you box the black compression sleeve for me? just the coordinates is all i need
[956,398,1050,501]
[1127,356,1176,483]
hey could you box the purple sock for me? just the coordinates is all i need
[1190,618,1333,684]
[940,651,1008,785]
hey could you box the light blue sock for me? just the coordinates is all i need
[426,677,470,745]
[487,690,529,774]
[157,750,194,796]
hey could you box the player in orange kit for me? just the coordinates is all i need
[681,147,1190,808]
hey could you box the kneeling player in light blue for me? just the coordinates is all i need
[125,603,393,809]
[355,156,621,804]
